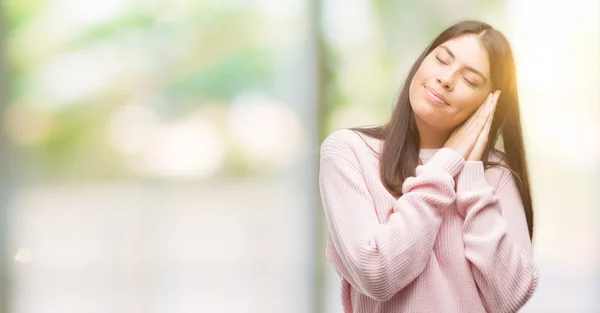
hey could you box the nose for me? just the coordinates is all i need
[436,70,454,90]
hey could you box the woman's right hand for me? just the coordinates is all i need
[444,91,500,159]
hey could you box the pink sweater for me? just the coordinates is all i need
[319,129,538,313]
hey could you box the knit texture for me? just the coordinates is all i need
[319,129,538,313]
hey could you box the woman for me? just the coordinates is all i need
[319,20,538,313]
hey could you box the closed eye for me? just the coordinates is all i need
[435,56,448,65]
[462,76,476,86]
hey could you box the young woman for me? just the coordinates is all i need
[319,20,538,313]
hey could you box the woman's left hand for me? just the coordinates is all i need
[466,90,500,161]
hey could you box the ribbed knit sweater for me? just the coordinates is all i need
[319,129,538,313]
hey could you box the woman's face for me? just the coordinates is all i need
[409,34,493,132]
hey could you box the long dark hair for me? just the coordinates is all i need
[352,20,534,240]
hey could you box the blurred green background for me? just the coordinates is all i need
[0,0,598,312]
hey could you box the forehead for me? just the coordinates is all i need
[438,35,490,76]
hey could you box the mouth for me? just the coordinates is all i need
[424,86,449,106]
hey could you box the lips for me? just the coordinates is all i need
[424,86,449,106]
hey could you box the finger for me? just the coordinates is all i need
[490,90,501,117]
[466,93,492,128]
[483,91,501,119]
[476,93,493,117]
[480,108,493,141]
[481,91,500,134]
[464,92,495,133]
[476,103,494,142]
[467,108,493,160]
[476,93,494,126]
[485,101,495,127]
[488,91,499,109]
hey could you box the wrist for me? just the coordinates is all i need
[456,161,489,191]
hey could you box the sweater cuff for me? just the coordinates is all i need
[423,148,465,177]
[457,161,490,192]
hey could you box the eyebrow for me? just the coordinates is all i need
[440,45,488,82]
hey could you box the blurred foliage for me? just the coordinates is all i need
[167,48,272,102]
[4,1,274,181]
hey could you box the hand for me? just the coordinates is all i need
[467,91,500,161]
[444,91,500,160]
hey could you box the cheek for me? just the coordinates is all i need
[454,88,488,112]
[409,67,427,100]
[410,69,424,88]
[448,92,488,125]
[414,62,434,81]
[450,110,475,127]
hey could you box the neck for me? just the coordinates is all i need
[415,117,451,149]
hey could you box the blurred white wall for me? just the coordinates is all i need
[507,0,600,311]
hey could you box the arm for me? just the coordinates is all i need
[319,132,464,301]
[456,161,538,313]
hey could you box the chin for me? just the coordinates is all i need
[412,101,449,130]
[411,98,434,119]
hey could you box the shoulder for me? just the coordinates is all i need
[487,149,507,164]
[320,129,378,159]
[320,129,360,152]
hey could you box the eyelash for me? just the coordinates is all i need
[463,77,476,86]
[436,56,478,87]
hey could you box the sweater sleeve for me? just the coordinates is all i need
[319,131,464,301]
[456,161,538,313]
